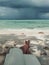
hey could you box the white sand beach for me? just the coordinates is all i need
[0,29,49,65]
[0,29,49,46]
[0,29,49,35]
[0,29,49,42]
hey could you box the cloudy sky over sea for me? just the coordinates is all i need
[0,0,49,19]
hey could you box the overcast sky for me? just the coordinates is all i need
[0,0,49,19]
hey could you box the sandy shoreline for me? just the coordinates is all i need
[0,29,49,44]
[0,29,49,35]
[0,29,49,65]
[0,29,49,42]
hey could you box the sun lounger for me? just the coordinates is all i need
[4,48,41,65]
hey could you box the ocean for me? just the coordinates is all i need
[0,20,49,29]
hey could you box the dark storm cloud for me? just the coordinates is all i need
[0,0,33,8]
[38,13,49,19]
[0,0,49,19]
[0,0,49,8]
[0,7,38,19]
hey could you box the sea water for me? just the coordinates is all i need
[0,20,49,29]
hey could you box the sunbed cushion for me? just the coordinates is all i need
[24,54,41,65]
[4,48,25,65]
